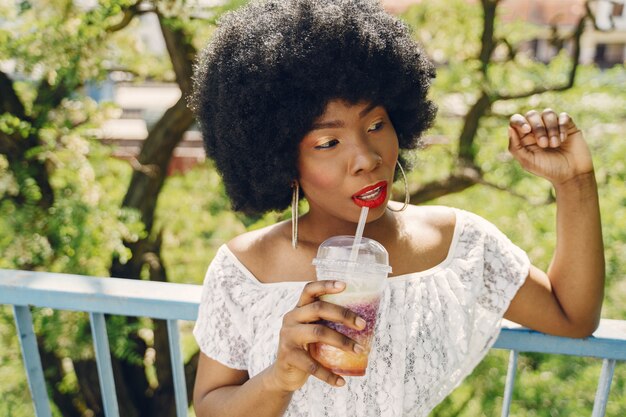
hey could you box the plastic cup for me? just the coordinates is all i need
[309,235,391,376]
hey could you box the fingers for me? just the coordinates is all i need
[285,292,366,353]
[558,112,579,137]
[291,299,366,331]
[288,349,346,387]
[304,322,365,353]
[509,114,535,148]
[541,109,560,148]
[525,110,550,148]
[275,280,363,389]
[558,112,569,142]
[297,280,346,307]
[509,109,576,149]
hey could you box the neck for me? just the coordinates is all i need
[297,206,398,247]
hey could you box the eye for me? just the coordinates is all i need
[315,138,340,149]
[368,120,384,132]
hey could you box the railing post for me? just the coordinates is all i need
[13,305,53,417]
[89,312,120,417]
[501,350,518,417]
[591,358,616,417]
[167,319,189,417]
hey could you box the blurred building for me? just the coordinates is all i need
[383,0,626,66]
[98,80,204,176]
[499,0,626,67]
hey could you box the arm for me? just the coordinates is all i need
[193,280,365,417]
[193,354,292,417]
[504,109,605,338]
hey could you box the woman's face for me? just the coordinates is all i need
[298,99,399,225]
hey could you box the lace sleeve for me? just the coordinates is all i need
[193,252,250,370]
[474,213,530,316]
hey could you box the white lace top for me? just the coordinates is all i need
[193,208,530,417]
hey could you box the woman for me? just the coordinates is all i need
[190,1,604,416]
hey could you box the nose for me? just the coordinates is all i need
[349,140,382,176]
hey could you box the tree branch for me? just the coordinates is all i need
[0,71,27,118]
[157,16,196,97]
[407,168,480,204]
[479,0,499,74]
[476,177,555,205]
[0,131,21,157]
[106,2,155,33]
[110,95,195,281]
[495,37,517,60]
[458,92,492,163]
[454,0,499,166]
[584,0,609,31]
[494,11,589,101]
[405,166,554,206]
[32,66,82,127]
[37,336,85,417]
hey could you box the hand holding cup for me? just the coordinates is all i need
[266,280,367,392]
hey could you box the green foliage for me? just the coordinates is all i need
[0,100,144,274]
[0,306,33,417]
[2,0,249,412]
[156,161,247,284]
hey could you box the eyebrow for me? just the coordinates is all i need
[310,102,379,131]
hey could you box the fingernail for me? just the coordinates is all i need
[522,123,531,133]
[356,317,366,329]
[334,281,345,289]
[354,344,365,354]
[539,136,548,147]
[560,132,566,142]
[336,378,345,387]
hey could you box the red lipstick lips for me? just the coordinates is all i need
[352,181,388,208]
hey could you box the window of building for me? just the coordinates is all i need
[594,43,625,68]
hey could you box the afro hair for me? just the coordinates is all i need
[191,0,437,215]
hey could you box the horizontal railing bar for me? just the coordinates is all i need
[494,320,626,361]
[2,270,626,360]
[0,269,200,321]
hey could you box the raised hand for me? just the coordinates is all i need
[508,109,594,185]
[265,280,366,392]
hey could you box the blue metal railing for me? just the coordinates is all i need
[1,269,624,417]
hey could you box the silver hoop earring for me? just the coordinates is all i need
[387,161,409,212]
[291,181,299,249]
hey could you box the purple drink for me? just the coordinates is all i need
[309,236,390,376]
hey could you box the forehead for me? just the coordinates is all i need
[315,99,383,121]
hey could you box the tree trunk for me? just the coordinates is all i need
[38,338,85,417]
[457,92,492,164]
[106,16,198,416]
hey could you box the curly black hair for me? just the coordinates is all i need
[191,0,437,215]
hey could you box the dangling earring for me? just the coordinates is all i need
[387,161,409,212]
[291,180,299,249]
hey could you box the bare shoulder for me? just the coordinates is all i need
[226,223,281,259]
[226,221,312,283]
[387,205,457,276]
[402,204,457,233]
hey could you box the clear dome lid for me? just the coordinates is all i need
[313,235,391,274]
